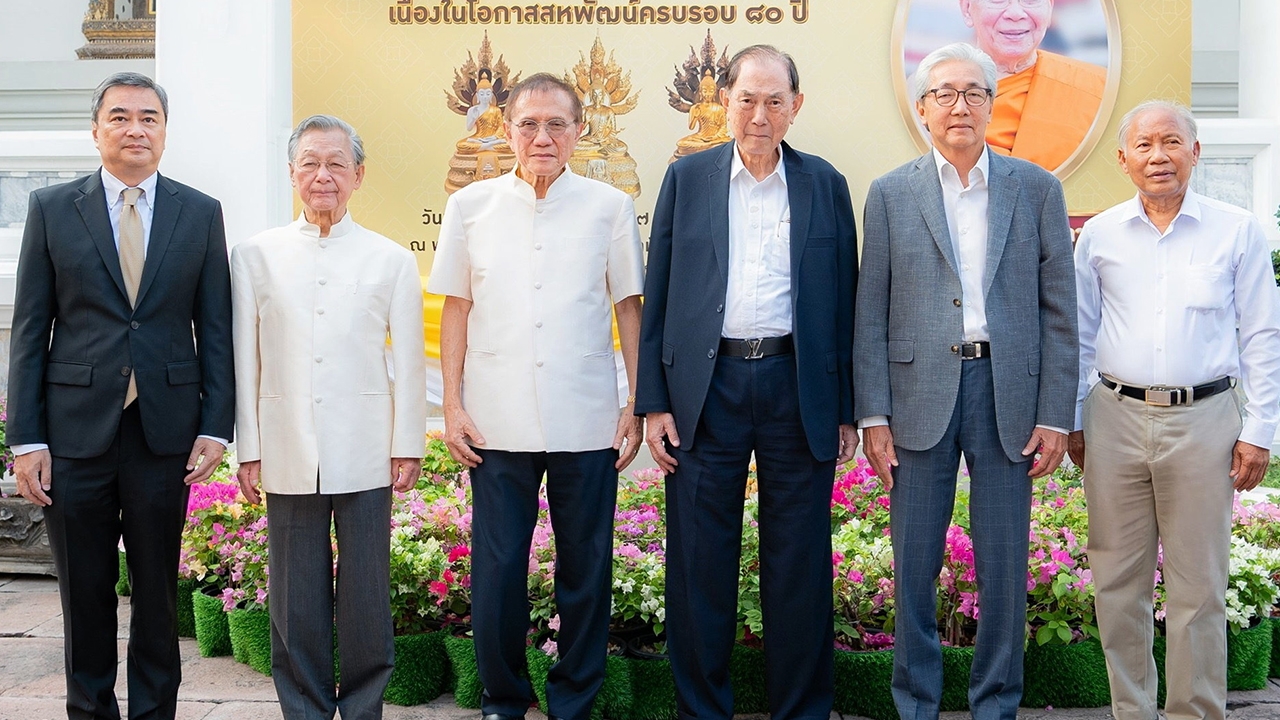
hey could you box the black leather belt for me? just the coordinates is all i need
[950,341,991,360]
[1100,376,1233,407]
[719,335,794,359]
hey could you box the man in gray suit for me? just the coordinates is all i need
[853,42,1077,719]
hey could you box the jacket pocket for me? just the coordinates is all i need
[1028,350,1041,376]
[888,339,914,363]
[167,360,202,385]
[662,343,675,366]
[46,361,92,386]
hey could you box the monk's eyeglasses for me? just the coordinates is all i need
[923,87,994,108]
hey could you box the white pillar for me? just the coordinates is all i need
[1238,0,1280,122]
[154,0,293,248]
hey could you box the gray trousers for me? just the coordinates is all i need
[266,487,394,720]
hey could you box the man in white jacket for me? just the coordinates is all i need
[231,115,427,720]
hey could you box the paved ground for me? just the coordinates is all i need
[1,575,1277,720]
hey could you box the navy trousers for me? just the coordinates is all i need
[470,447,619,720]
[666,353,835,720]
[889,357,1032,720]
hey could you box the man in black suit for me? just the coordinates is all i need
[7,72,233,720]
[635,45,857,720]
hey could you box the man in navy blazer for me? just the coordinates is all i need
[854,44,1077,719]
[8,73,233,720]
[635,45,857,720]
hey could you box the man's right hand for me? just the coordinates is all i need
[1067,430,1086,469]
[443,404,485,469]
[14,450,53,506]
[237,461,262,505]
[862,425,898,491]
[645,412,681,474]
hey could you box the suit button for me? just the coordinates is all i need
[716,304,723,313]
[707,349,715,359]
[120,366,131,376]
[130,321,140,329]
[953,299,961,307]
[951,345,959,354]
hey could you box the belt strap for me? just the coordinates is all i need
[1099,376,1233,407]
[719,335,794,360]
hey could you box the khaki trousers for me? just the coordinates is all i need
[1082,383,1240,720]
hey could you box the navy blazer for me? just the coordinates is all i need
[7,170,234,458]
[635,141,857,460]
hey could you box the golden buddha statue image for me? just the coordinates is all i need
[445,33,521,194]
[668,31,732,163]
[565,37,641,199]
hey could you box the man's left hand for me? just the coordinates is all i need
[391,457,421,493]
[1022,427,1066,479]
[614,412,643,471]
[836,424,859,465]
[184,437,226,485]
[1230,441,1269,492]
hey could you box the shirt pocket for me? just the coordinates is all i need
[1182,263,1231,312]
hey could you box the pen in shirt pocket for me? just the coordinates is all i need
[776,216,791,239]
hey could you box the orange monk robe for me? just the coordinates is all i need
[987,50,1107,171]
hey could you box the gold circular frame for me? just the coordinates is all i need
[890,0,1123,181]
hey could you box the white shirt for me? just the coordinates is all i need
[1074,190,1280,448]
[13,168,224,457]
[231,212,428,494]
[723,145,792,339]
[934,147,990,342]
[428,167,645,452]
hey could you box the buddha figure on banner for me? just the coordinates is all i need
[445,33,520,194]
[566,37,641,198]
[668,31,731,162]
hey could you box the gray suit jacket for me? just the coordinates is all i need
[852,150,1077,461]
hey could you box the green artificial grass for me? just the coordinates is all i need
[598,654,634,720]
[384,632,448,705]
[1022,639,1110,708]
[620,656,678,720]
[940,645,974,711]
[832,649,895,720]
[227,608,273,676]
[443,634,483,708]
[1262,458,1280,489]
[115,551,130,597]
[729,644,767,714]
[191,590,232,657]
[1227,618,1273,691]
[1271,617,1280,679]
[175,579,197,638]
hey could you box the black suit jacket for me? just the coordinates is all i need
[7,170,234,458]
[635,141,857,460]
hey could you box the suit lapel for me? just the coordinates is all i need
[784,143,812,306]
[907,155,959,277]
[708,142,732,285]
[134,173,181,309]
[74,171,130,302]
[983,154,1019,297]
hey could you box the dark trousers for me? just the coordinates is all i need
[266,487,394,720]
[890,358,1032,720]
[45,403,191,720]
[470,447,618,720]
[665,354,835,720]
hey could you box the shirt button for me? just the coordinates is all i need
[315,356,323,363]
[317,308,325,315]
[751,222,758,229]
[121,366,131,376]
[535,321,543,328]
[536,361,544,367]
[319,240,328,249]
[130,321,140,330]
[319,278,327,285]
[535,244,543,250]
[536,207,545,214]
[953,298,961,307]
[960,228,968,235]
[962,264,970,271]
[315,397,323,403]
[750,206,759,213]
[534,283,542,290]
[707,349,715,359]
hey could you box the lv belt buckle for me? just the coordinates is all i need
[1144,386,1181,407]
[745,338,765,360]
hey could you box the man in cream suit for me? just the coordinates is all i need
[232,115,427,719]
[853,43,1077,719]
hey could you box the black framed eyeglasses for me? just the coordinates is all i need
[923,87,993,108]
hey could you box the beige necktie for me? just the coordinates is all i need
[119,187,144,407]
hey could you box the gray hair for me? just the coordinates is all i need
[287,114,366,166]
[726,44,800,95]
[1116,100,1198,149]
[506,73,583,124]
[912,43,998,101]
[91,72,169,121]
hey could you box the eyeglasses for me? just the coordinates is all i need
[923,87,993,108]
[294,160,353,175]
[980,0,1049,8]
[513,119,575,138]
